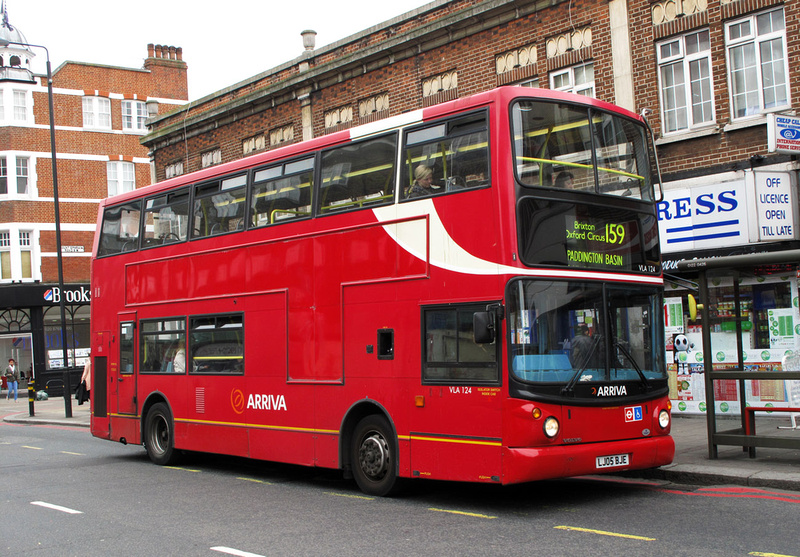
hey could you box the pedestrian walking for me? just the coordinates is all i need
[5,358,20,402]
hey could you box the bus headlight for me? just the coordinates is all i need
[658,409,670,429]
[543,416,560,438]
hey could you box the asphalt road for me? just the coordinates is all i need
[2,421,799,557]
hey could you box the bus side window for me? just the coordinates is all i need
[189,314,244,374]
[318,133,396,213]
[192,175,247,239]
[142,189,190,248]
[97,201,142,256]
[251,157,314,227]
[401,111,489,201]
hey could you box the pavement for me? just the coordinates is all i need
[3,393,800,491]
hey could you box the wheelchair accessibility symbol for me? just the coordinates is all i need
[625,405,643,422]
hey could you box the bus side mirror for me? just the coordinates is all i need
[473,311,494,344]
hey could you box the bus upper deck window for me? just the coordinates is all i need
[97,201,142,256]
[401,111,489,201]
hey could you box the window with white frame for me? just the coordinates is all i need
[725,7,789,120]
[15,156,28,195]
[18,231,31,279]
[0,230,34,281]
[122,100,148,132]
[83,96,112,129]
[13,90,27,121]
[0,155,32,197]
[657,29,714,134]
[107,161,135,196]
[550,62,595,97]
[0,231,10,280]
[0,157,6,194]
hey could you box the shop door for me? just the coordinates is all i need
[116,318,137,415]
[0,333,33,388]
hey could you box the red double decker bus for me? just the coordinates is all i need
[90,86,673,495]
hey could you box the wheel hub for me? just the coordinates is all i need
[359,433,389,479]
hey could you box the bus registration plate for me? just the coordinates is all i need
[596,453,629,469]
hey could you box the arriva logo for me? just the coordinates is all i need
[231,389,246,414]
[231,389,288,413]
[591,386,628,397]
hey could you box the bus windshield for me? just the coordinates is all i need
[508,280,666,388]
[511,100,652,201]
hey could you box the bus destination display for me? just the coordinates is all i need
[518,198,660,274]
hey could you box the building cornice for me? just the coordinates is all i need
[141,0,560,151]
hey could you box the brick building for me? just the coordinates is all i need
[141,0,800,414]
[0,4,188,387]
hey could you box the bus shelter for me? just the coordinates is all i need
[677,250,800,458]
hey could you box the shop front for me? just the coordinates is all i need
[0,283,90,396]
[659,164,800,418]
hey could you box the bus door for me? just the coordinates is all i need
[116,318,137,415]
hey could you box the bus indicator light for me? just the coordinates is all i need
[624,406,643,422]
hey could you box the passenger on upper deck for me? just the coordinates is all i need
[406,165,439,198]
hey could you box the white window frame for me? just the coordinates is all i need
[656,29,714,134]
[82,96,112,129]
[0,228,39,282]
[107,161,136,196]
[550,62,595,97]
[725,7,790,121]
[0,154,34,198]
[13,89,27,121]
[122,100,148,132]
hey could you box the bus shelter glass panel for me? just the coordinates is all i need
[97,201,142,256]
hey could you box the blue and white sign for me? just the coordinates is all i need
[768,114,800,154]
[657,182,749,253]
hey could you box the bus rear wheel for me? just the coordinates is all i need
[351,415,399,496]
[143,402,180,466]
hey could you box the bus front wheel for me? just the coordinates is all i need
[351,414,399,496]
[143,402,180,466]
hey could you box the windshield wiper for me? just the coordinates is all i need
[613,339,651,389]
[562,334,602,395]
